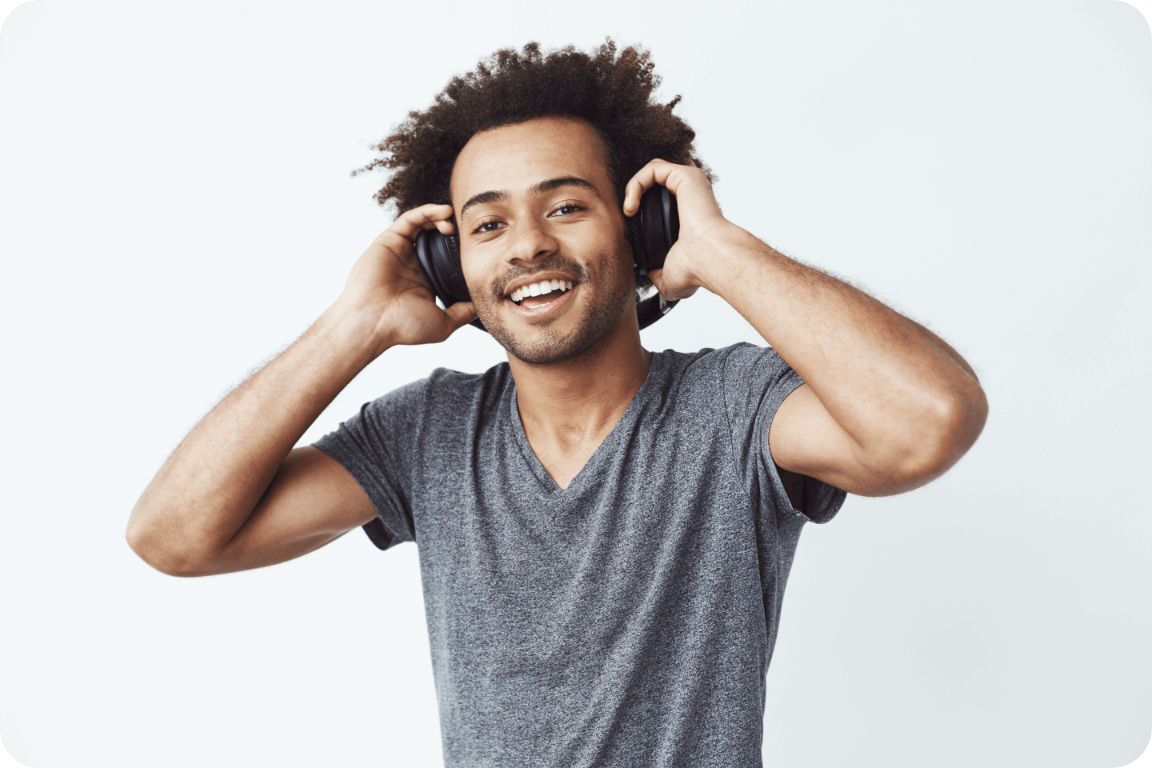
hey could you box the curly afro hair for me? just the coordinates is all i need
[352,38,714,265]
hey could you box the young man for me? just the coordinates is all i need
[128,41,987,766]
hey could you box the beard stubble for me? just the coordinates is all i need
[472,245,636,366]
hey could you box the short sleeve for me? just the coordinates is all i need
[721,343,846,525]
[313,379,426,550]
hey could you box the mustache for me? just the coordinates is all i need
[490,254,585,299]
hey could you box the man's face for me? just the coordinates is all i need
[450,116,636,365]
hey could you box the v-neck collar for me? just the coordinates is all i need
[505,352,664,497]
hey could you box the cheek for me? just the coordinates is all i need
[459,253,492,302]
[604,235,636,282]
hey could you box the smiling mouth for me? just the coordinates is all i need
[509,279,575,308]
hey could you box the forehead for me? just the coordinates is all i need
[449,116,612,207]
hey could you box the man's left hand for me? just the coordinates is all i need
[622,158,735,300]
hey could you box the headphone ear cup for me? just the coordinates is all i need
[413,230,486,332]
[635,185,680,274]
[636,291,678,330]
[632,185,681,329]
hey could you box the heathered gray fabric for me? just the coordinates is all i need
[315,342,846,767]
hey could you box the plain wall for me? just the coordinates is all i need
[1,1,1150,766]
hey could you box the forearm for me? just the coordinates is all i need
[127,303,382,571]
[698,225,986,466]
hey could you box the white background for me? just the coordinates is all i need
[1,1,1149,766]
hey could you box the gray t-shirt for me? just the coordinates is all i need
[315,343,846,767]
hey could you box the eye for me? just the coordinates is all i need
[549,202,584,217]
[472,218,504,234]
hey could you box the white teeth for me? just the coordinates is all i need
[508,280,575,304]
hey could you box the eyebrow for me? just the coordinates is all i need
[458,176,599,225]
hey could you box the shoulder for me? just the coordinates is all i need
[653,342,783,366]
[638,344,787,420]
[424,362,511,399]
[408,363,513,429]
[354,362,510,424]
[651,343,788,387]
[714,341,788,372]
[655,342,803,445]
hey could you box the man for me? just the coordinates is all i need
[128,41,987,766]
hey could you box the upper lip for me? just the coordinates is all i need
[503,272,579,298]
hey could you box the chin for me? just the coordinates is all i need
[478,287,634,366]
[470,242,637,366]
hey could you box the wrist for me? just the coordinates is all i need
[314,300,394,371]
[690,221,765,296]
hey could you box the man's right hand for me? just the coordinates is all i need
[336,203,477,352]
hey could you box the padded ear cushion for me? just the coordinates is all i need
[414,230,485,331]
[635,185,681,275]
[633,185,680,328]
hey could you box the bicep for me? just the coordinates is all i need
[769,383,889,497]
[204,446,378,575]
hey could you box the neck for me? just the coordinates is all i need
[509,314,652,457]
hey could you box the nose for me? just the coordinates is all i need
[504,216,558,266]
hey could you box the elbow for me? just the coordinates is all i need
[933,378,989,469]
[908,383,990,489]
[863,382,989,495]
[126,505,212,578]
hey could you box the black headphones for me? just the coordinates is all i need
[414,185,681,332]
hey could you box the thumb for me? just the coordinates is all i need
[648,268,698,301]
[444,301,478,334]
[648,268,667,298]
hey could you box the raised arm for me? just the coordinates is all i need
[126,205,476,576]
[623,159,988,497]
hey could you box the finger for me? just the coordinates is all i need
[366,205,455,261]
[385,203,455,242]
[622,159,662,217]
[623,159,681,217]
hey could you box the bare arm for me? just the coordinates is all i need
[127,205,475,576]
[706,239,986,496]
[624,160,988,497]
